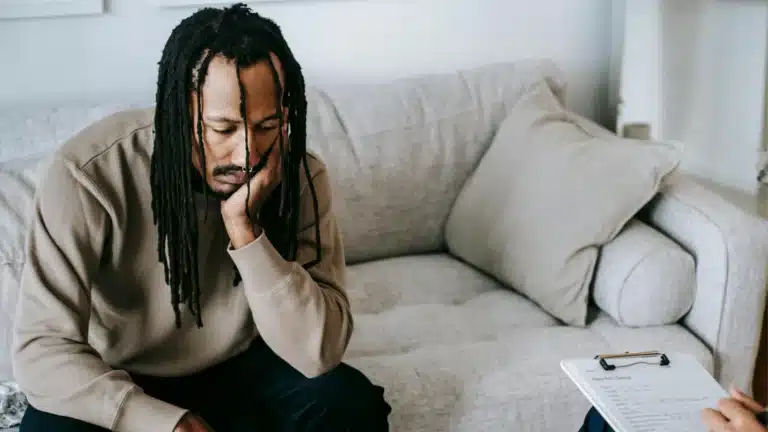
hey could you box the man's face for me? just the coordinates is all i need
[191,53,287,199]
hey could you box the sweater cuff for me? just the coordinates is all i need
[113,387,189,432]
[228,231,293,294]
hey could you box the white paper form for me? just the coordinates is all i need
[562,352,728,432]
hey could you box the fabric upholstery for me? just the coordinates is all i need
[640,173,768,394]
[304,60,566,264]
[343,254,713,432]
[592,219,696,327]
[445,79,682,326]
[0,103,146,163]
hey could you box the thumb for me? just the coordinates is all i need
[729,385,765,414]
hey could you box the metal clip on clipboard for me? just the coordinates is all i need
[594,350,671,371]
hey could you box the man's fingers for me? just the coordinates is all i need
[268,133,285,181]
[729,387,765,414]
[702,407,731,431]
[238,147,282,212]
[222,137,285,222]
[242,172,271,211]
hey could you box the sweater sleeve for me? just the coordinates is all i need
[227,161,352,378]
[12,157,188,431]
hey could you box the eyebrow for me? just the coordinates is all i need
[204,112,281,125]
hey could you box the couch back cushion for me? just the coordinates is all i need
[304,60,565,263]
[0,103,149,163]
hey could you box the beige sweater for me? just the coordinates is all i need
[12,108,352,431]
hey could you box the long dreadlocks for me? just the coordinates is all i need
[151,3,322,329]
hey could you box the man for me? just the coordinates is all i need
[11,3,391,431]
[580,387,767,432]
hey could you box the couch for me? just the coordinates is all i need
[1,59,767,431]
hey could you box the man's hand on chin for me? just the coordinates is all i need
[220,143,282,250]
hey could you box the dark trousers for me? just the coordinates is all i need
[19,338,392,431]
[579,407,615,432]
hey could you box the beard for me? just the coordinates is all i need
[190,166,236,200]
[202,183,235,200]
[191,164,269,201]
[192,142,275,200]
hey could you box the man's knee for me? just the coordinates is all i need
[307,363,391,428]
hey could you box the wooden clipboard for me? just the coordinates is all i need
[561,351,727,432]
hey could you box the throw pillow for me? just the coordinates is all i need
[444,80,682,326]
[592,219,696,327]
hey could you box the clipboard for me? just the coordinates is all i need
[561,351,728,432]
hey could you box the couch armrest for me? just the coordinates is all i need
[639,173,768,393]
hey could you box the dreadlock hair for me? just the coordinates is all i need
[151,3,322,329]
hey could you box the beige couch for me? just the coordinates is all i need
[1,59,767,431]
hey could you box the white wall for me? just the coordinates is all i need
[5,0,765,193]
[616,0,768,194]
[0,0,613,120]
[687,1,768,194]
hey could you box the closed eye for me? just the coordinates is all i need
[207,121,279,134]
[257,122,280,131]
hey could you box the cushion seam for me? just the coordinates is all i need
[616,247,659,326]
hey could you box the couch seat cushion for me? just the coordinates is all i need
[345,254,558,357]
[343,254,713,431]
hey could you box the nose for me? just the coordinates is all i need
[230,128,261,169]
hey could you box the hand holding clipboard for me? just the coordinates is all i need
[701,386,767,432]
[562,351,767,432]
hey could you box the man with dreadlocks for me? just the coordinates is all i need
[12,3,391,431]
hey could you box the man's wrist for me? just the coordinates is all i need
[115,387,188,432]
[225,219,262,249]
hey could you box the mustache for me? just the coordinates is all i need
[212,164,260,176]
[211,143,276,177]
